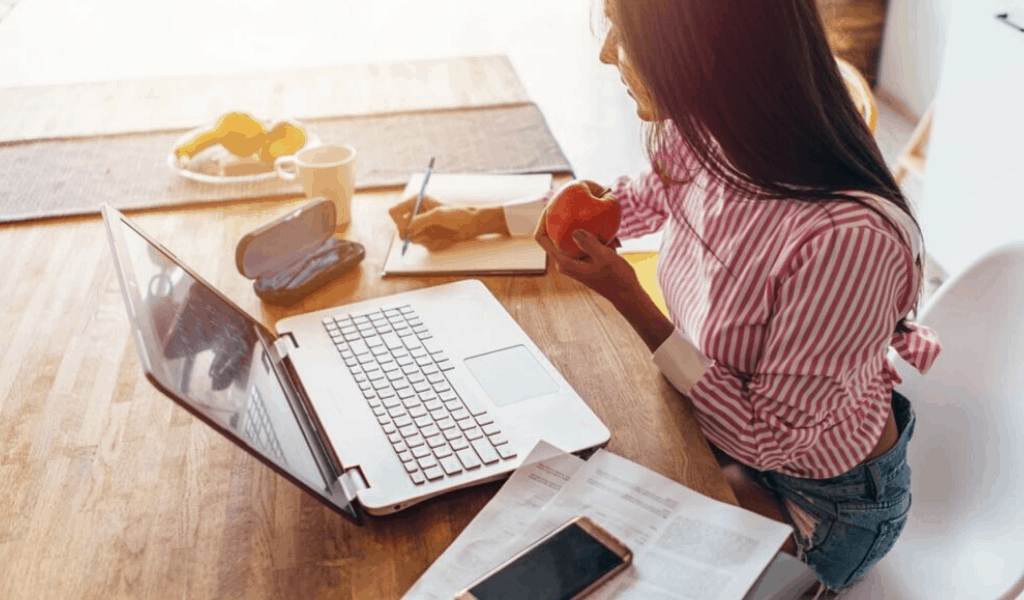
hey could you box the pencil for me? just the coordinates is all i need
[402,157,436,256]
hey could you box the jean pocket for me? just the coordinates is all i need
[841,508,911,588]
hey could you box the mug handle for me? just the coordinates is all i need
[275,155,299,181]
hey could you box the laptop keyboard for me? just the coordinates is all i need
[323,304,517,485]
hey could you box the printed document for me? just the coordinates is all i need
[403,441,793,600]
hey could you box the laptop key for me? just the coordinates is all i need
[496,445,517,460]
[470,439,500,464]
[402,460,418,473]
[450,438,469,451]
[410,471,426,485]
[423,466,444,481]
[456,448,482,470]
[417,455,439,469]
[433,444,453,458]
[412,445,431,459]
[381,333,404,350]
[488,434,508,447]
[439,455,462,475]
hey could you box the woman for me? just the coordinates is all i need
[389,1,941,594]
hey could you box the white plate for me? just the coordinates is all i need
[167,121,318,184]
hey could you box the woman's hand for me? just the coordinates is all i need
[533,211,638,307]
[535,212,677,353]
[387,195,506,252]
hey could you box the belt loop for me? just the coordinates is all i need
[867,463,884,501]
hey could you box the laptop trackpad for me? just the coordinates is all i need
[464,345,560,407]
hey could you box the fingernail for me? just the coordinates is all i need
[572,230,586,241]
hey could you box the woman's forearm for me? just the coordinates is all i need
[609,283,676,353]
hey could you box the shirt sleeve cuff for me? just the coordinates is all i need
[502,195,547,237]
[652,328,711,394]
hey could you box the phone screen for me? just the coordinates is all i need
[468,522,627,600]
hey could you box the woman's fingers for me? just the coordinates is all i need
[388,195,442,234]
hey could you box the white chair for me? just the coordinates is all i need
[845,242,1024,599]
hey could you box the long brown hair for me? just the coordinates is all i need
[607,0,923,325]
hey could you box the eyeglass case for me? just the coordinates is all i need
[235,198,365,306]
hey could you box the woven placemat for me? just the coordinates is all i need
[0,103,573,224]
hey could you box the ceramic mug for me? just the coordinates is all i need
[275,144,357,228]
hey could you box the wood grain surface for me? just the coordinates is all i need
[0,186,735,599]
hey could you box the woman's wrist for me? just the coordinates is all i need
[474,207,510,236]
[609,279,676,353]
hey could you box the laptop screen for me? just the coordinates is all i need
[103,206,358,521]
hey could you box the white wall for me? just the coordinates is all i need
[914,0,1024,276]
[876,0,955,118]
[877,0,1021,118]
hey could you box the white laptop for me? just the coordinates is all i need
[102,205,610,523]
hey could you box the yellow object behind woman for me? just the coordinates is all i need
[622,252,670,317]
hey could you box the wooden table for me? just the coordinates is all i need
[0,191,735,600]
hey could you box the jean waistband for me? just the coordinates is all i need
[764,391,916,500]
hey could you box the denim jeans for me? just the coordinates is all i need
[751,391,916,592]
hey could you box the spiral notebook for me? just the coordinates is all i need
[381,173,553,277]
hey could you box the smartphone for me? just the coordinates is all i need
[454,516,632,600]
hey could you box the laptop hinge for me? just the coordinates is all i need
[336,467,369,501]
[269,332,298,364]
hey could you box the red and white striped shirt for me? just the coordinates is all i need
[504,147,943,479]
[605,152,942,479]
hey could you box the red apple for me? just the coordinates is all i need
[545,179,621,257]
